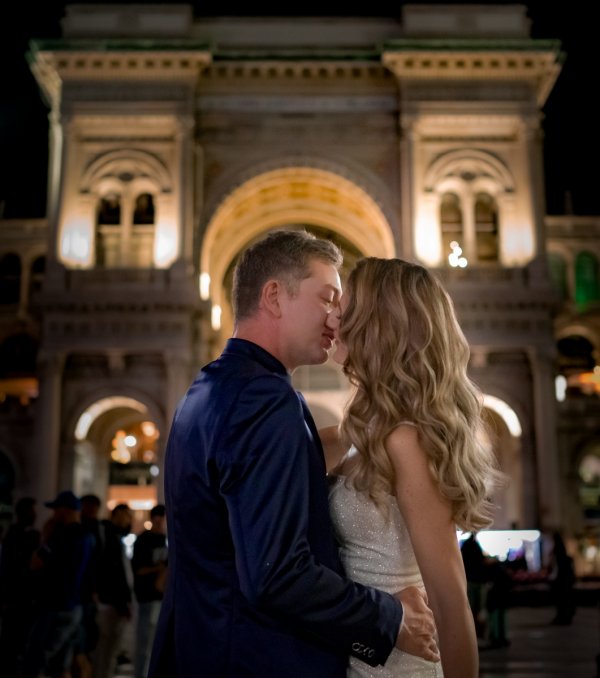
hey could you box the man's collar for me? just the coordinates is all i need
[223,338,289,379]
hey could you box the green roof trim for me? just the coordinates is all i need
[212,49,381,62]
[381,38,563,53]
[29,38,213,53]
[27,37,565,64]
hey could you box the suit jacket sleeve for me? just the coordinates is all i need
[218,374,403,667]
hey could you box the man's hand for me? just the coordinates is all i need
[394,586,440,662]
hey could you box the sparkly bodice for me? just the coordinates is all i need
[328,457,443,677]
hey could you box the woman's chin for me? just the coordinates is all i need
[331,347,346,366]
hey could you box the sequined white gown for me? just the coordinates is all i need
[328,457,444,677]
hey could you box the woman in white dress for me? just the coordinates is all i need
[321,257,502,678]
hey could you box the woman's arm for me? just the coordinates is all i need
[386,424,478,678]
[318,424,346,473]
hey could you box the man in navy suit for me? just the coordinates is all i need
[149,230,438,677]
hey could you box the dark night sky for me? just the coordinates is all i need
[0,1,597,219]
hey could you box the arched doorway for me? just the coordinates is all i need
[200,165,396,347]
[482,394,524,529]
[73,396,163,531]
[577,442,600,575]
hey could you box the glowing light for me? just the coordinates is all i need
[414,213,442,266]
[150,465,160,477]
[141,421,157,438]
[211,304,222,331]
[503,226,535,265]
[111,430,132,463]
[459,529,541,563]
[60,220,92,266]
[555,375,567,402]
[568,369,600,395]
[199,272,211,300]
[144,520,152,530]
[483,394,522,437]
[448,241,468,268]
[124,435,137,447]
[154,223,178,268]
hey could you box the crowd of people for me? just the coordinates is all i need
[0,492,168,678]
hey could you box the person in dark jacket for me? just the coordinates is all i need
[0,496,41,677]
[92,503,132,678]
[23,490,93,678]
[132,504,167,678]
[548,531,576,625]
[461,533,487,639]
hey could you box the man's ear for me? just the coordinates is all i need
[260,279,283,317]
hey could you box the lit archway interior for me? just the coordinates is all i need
[73,396,161,521]
[200,166,396,344]
[482,395,524,529]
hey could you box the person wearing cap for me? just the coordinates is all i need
[22,490,94,678]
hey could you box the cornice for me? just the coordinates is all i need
[382,40,563,106]
[545,215,600,240]
[28,41,212,108]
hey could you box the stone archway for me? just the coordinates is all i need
[72,395,163,519]
[482,394,525,529]
[200,165,396,346]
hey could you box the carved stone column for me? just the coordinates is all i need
[47,108,65,264]
[528,346,562,529]
[159,351,193,502]
[521,116,547,259]
[31,351,65,506]
[399,113,416,260]
[178,114,196,266]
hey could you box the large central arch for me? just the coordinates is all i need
[200,165,397,342]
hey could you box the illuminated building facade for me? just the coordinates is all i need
[1,4,599,566]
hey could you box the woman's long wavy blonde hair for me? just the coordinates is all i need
[339,257,502,531]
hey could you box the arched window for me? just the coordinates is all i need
[29,255,46,301]
[474,192,499,262]
[0,253,21,305]
[440,193,463,260]
[557,335,595,380]
[548,252,568,300]
[97,194,121,225]
[131,193,156,267]
[575,251,600,309]
[133,193,155,225]
[96,193,122,268]
[94,190,157,268]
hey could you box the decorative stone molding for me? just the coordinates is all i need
[382,44,562,105]
[30,45,212,108]
[201,61,389,81]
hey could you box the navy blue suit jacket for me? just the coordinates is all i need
[149,339,402,677]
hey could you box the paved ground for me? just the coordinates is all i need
[113,605,600,677]
[479,605,600,677]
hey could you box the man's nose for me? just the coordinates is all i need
[326,307,341,329]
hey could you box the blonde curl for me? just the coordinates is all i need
[339,257,503,531]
